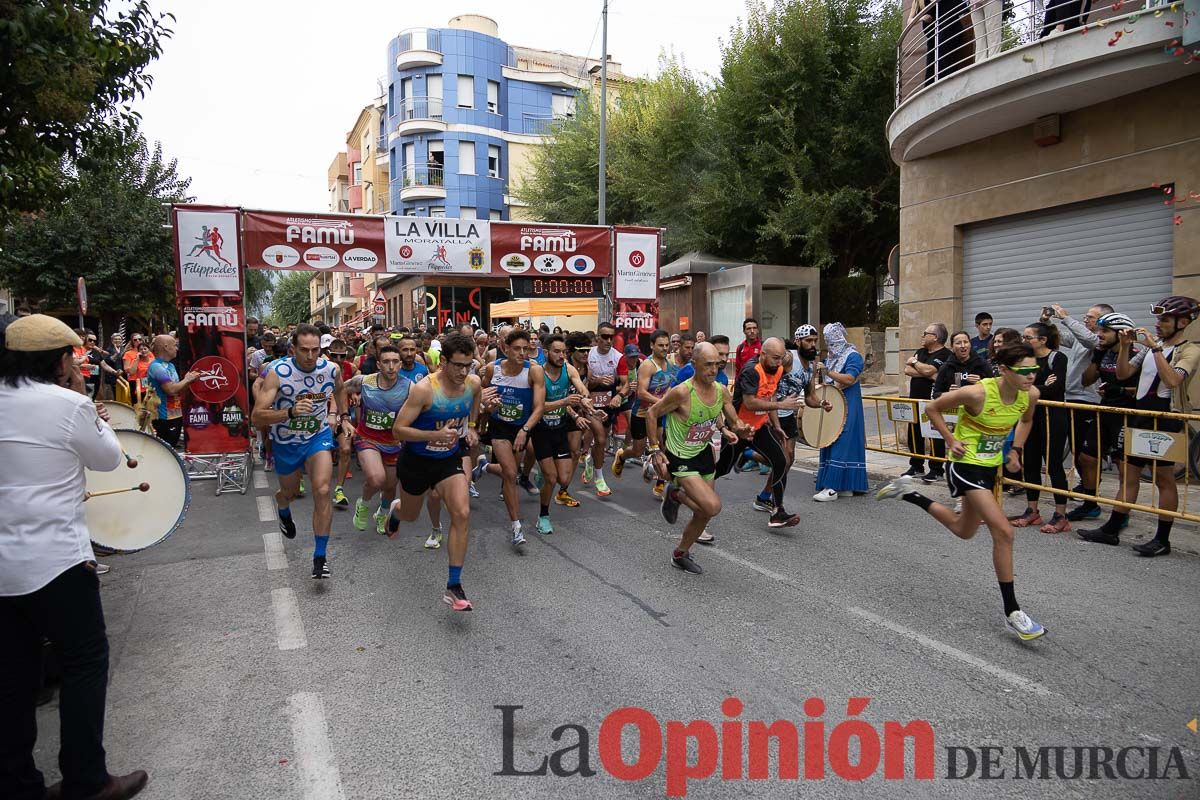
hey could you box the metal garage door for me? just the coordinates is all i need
[962,190,1174,333]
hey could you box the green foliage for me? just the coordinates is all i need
[269,272,313,327]
[878,299,899,327]
[0,128,191,325]
[0,1,174,228]
[244,269,273,319]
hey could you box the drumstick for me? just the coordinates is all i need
[816,366,828,446]
[123,450,138,468]
[85,483,150,501]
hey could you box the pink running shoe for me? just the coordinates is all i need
[443,584,473,611]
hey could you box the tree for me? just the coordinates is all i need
[0,128,191,329]
[269,272,313,326]
[0,1,175,229]
[244,269,274,319]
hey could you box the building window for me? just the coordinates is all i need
[487,145,500,179]
[459,141,475,175]
[388,84,394,116]
[353,163,362,184]
[460,206,477,220]
[431,207,445,217]
[552,93,576,119]
[487,80,499,114]
[457,75,473,109]
[489,209,502,221]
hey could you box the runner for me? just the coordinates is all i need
[345,345,409,534]
[384,333,491,611]
[479,328,546,547]
[608,343,642,471]
[251,324,351,580]
[875,341,1046,640]
[583,321,628,497]
[328,339,358,510]
[612,330,676,496]
[397,335,430,384]
[647,343,749,574]
[564,331,594,503]
[531,334,593,534]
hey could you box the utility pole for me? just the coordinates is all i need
[598,0,608,226]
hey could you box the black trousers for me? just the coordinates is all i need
[152,417,183,449]
[908,421,946,473]
[715,425,790,507]
[1025,407,1069,504]
[0,562,110,800]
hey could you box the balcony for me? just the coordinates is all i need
[396,96,446,136]
[399,165,446,201]
[332,277,356,309]
[396,28,442,70]
[888,0,1192,162]
[520,113,565,136]
[376,135,389,165]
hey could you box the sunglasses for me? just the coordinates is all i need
[1006,365,1039,375]
[598,333,613,340]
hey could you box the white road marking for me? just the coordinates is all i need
[256,495,276,523]
[262,532,288,571]
[703,546,794,584]
[253,470,269,489]
[271,588,307,651]
[604,500,639,517]
[847,607,1052,697]
[287,692,346,800]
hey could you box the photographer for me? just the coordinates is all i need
[1046,303,1108,512]
[903,322,951,483]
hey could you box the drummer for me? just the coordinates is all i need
[0,314,149,799]
[812,322,869,502]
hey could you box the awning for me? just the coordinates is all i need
[488,298,600,318]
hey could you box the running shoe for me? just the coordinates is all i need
[768,509,801,528]
[375,509,387,535]
[594,475,611,497]
[278,509,297,540]
[555,489,580,507]
[1132,538,1170,557]
[536,515,554,535]
[297,479,306,497]
[582,455,594,485]
[469,481,480,499]
[1005,610,1046,641]
[812,489,838,502]
[443,584,473,611]
[696,529,715,546]
[1077,527,1120,545]
[424,528,443,549]
[531,465,544,489]
[672,550,703,574]
[1066,503,1101,521]
[471,454,489,482]
[874,474,915,501]
[612,448,626,477]
[1008,509,1043,528]
[1039,513,1071,534]
[758,462,771,476]
[920,470,944,485]
[642,461,655,483]
[661,487,682,525]
[352,498,369,531]
[901,466,924,477]
[95,563,111,575]
[333,486,348,508]
[385,499,403,537]
[511,522,527,548]
[311,556,330,580]
[652,480,666,500]
[518,473,537,495]
[753,494,776,512]
[735,456,756,474]
[265,456,274,472]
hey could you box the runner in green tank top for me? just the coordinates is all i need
[646,343,750,575]
[876,342,1048,641]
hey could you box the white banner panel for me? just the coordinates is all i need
[384,216,491,275]
[175,209,241,292]
[614,229,658,300]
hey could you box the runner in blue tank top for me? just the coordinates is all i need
[385,333,496,612]
[530,334,594,534]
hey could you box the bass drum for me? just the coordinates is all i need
[800,384,848,449]
[85,429,190,553]
[100,401,139,430]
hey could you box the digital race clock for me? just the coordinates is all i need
[509,277,606,299]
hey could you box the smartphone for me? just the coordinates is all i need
[1042,307,1054,317]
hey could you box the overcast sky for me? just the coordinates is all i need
[132,1,745,212]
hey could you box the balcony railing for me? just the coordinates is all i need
[398,28,441,54]
[401,165,444,188]
[377,135,388,153]
[400,96,444,121]
[521,113,564,136]
[896,0,1160,104]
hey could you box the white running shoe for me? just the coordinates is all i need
[874,475,915,501]
[511,521,526,548]
[812,488,839,502]
[424,527,443,549]
[1005,610,1046,640]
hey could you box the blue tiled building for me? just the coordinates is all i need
[385,14,609,220]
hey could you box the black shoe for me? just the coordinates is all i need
[1070,482,1087,495]
[1077,527,1120,545]
[921,470,944,484]
[1065,503,1101,522]
[672,551,703,574]
[278,511,296,540]
[768,509,800,528]
[661,487,682,525]
[517,474,537,495]
[1132,538,1170,557]
[902,466,924,477]
[311,556,330,579]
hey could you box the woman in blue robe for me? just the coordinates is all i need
[814,323,869,500]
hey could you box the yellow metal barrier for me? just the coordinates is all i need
[863,395,1200,523]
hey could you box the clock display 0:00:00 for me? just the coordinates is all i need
[516,277,603,297]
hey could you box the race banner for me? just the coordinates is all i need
[384,216,491,274]
[614,299,660,352]
[177,295,251,455]
[491,222,611,278]
[173,206,242,293]
[242,210,386,273]
[614,226,660,301]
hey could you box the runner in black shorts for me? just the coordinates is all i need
[531,334,593,534]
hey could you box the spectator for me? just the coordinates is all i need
[146,334,199,449]
[933,330,991,398]
[1009,322,1070,533]
[1048,302,1107,507]
[735,318,762,375]
[903,322,952,482]
[970,312,993,361]
[246,316,261,350]
[123,339,153,405]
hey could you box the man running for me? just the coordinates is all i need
[531,334,593,534]
[876,341,1046,640]
[612,329,676,496]
[479,328,546,547]
[345,345,409,534]
[252,324,350,580]
[397,335,430,384]
[647,343,748,574]
[385,333,489,610]
[583,321,627,497]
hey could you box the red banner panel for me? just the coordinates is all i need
[490,222,611,278]
[242,210,387,273]
[177,296,251,455]
[614,300,661,353]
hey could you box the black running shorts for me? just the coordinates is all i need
[946,461,997,498]
[533,425,572,461]
[629,415,647,440]
[397,450,464,496]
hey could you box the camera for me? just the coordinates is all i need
[1041,306,1054,318]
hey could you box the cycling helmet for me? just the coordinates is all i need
[1152,295,1200,321]
[1095,312,1134,331]
[793,324,818,339]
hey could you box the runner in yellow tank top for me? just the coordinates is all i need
[876,342,1047,641]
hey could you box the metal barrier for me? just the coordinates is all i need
[864,395,1200,522]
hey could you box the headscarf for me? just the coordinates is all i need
[823,322,858,378]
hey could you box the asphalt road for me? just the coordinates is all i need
[33,453,1200,799]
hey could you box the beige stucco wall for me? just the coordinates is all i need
[899,74,1200,353]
